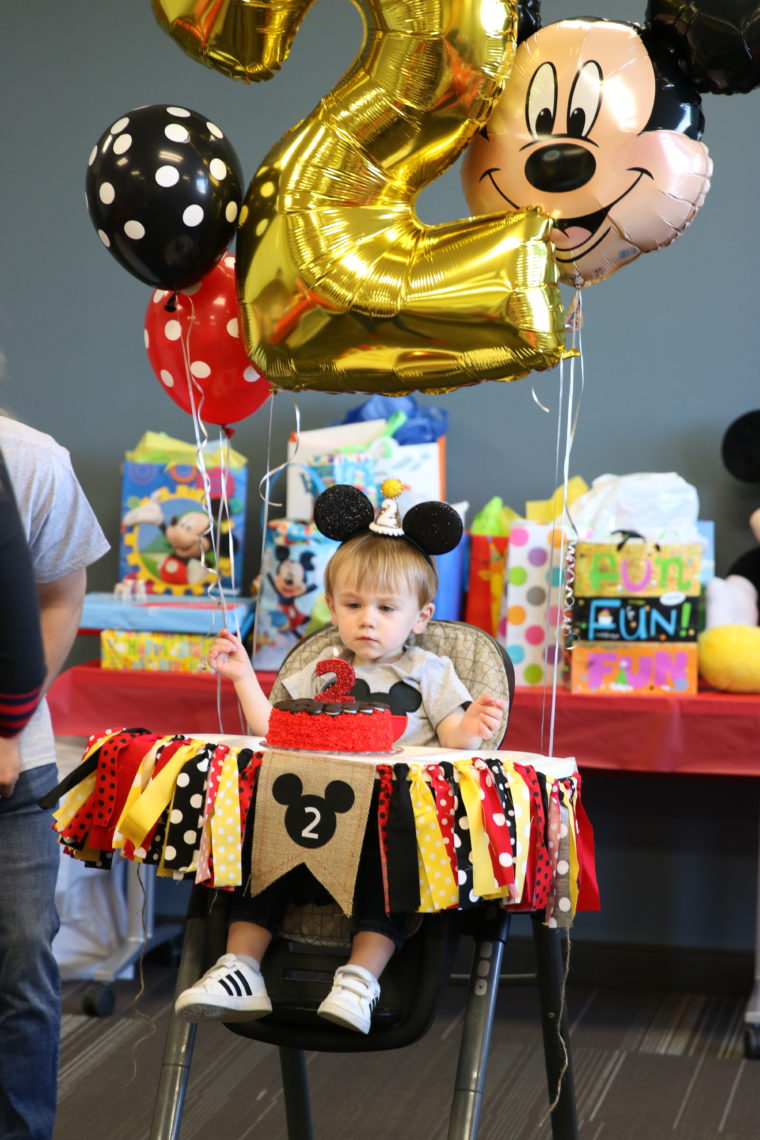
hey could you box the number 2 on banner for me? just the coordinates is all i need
[153,0,565,395]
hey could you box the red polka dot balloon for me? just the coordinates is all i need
[144,255,271,425]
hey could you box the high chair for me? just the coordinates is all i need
[149,621,579,1140]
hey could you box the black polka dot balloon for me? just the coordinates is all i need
[85,104,244,292]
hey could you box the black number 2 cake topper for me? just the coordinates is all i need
[272,773,355,849]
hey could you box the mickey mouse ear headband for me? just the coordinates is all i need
[313,480,463,562]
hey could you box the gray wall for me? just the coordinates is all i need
[3,1,759,953]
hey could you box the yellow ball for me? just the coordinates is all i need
[380,478,404,500]
[698,625,760,693]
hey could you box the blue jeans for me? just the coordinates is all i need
[0,765,61,1140]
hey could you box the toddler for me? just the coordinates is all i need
[175,485,506,1033]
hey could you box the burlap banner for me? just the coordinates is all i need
[251,749,377,915]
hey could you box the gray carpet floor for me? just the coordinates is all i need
[54,954,760,1140]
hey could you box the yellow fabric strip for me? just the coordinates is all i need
[409,767,459,912]
[52,772,97,832]
[51,732,114,830]
[118,741,200,848]
[565,790,580,915]
[209,747,243,887]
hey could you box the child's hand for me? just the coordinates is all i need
[207,629,254,683]
[461,693,507,741]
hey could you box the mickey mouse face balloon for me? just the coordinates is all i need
[462,18,713,287]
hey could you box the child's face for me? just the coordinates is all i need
[326,572,433,666]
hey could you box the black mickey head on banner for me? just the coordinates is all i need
[272,773,355,849]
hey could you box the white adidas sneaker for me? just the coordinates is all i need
[174,953,272,1022]
[317,964,381,1034]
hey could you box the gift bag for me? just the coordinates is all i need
[501,522,566,686]
[287,450,378,521]
[464,534,509,636]
[119,433,247,595]
[286,415,445,521]
[253,519,339,671]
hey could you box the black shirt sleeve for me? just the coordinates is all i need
[0,448,45,736]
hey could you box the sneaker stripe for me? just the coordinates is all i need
[217,969,255,999]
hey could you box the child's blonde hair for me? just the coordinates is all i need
[324,531,438,607]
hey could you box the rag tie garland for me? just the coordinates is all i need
[43,728,598,925]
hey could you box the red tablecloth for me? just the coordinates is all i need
[505,686,760,777]
[48,660,276,739]
[48,662,760,777]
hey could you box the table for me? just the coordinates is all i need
[47,663,760,1050]
[48,660,277,738]
[48,661,760,777]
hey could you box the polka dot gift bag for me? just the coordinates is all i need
[500,521,567,687]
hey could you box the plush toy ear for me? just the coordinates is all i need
[721,410,760,482]
[313,484,375,542]
[403,500,463,556]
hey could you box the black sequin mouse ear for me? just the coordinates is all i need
[403,500,464,556]
[313,478,463,559]
[313,484,375,542]
[722,410,760,482]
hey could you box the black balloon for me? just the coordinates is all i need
[85,104,244,291]
[647,0,760,95]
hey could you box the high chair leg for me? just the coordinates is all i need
[149,907,209,1140]
[447,908,511,1140]
[279,1046,314,1140]
[532,919,579,1140]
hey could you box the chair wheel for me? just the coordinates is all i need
[744,1025,760,1059]
[82,984,115,1018]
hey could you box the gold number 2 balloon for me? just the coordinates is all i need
[153,0,565,395]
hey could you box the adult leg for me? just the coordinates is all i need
[0,764,61,1140]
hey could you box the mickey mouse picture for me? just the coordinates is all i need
[462,0,760,288]
[272,772,355,849]
[267,545,318,636]
[122,491,237,591]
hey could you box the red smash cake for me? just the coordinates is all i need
[266,659,406,753]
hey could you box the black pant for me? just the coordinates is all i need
[229,807,407,951]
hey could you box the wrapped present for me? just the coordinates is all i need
[81,592,255,636]
[572,595,699,643]
[568,641,699,695]
[118,432,247,595]
[574,539,702,599]
[100,629,216,673]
